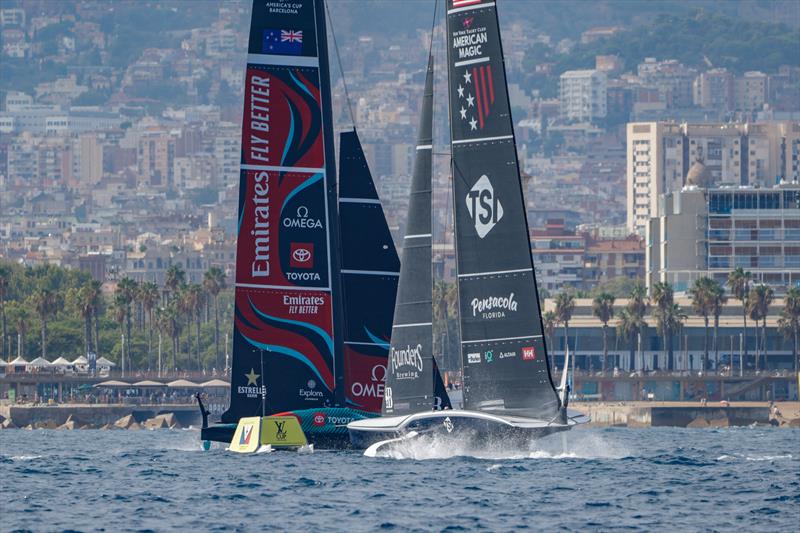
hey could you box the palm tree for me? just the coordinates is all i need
[187,283,205,371]
[112,293,128,370]
[6,302,30,358]
[617,308,644,371]
[626,285,648,371]
[654,303,688,371]
[116,277,138,370]
[748,284,774,370]
[73,284,96,357]
[542,310,557,369]
[689,277,716,371]
[778,287,799,371]
[203,267,226,370]
[31,288,62,359]
[554,292,576,372]
[592,293,615,372]
[710,282,727,371]
[651,282,674,370]
[727,268,752,367]
[164,264,186,302]
[157,304,180,372]
[0,264,9,360]
[748,300,763,371]
[138,282,159,371]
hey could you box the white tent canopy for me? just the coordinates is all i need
[167,379,201,388]
[0,360,7,367]
[201,379,230,388]
[72,355,89,365]
[9,356,29,365]
[51,357,72,366]
[96,357,116,367]
[27,357,52,368]
[133,380,165,387]
[93,380,129,388]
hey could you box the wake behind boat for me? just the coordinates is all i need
[349,0,588,451]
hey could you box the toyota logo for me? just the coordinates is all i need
[292,248,311,263]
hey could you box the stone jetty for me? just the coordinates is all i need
[0,404,201,430]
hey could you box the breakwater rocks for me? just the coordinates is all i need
[573,401,800,428]
[0,404,201,430]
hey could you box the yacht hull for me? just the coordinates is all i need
[347,409,581,450]
[201,407,378,450]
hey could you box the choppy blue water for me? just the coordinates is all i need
[1,427,797,531]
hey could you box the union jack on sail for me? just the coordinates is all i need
[281,30,303,43]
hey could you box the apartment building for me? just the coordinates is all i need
[559,69,607,123]
[627,121,800,234]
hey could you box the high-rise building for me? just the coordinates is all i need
[735,71,769,112]
[559,69,607,123]
[626,121,800,234]
[646,183,800,294]
[137,132,175,189]
[693,68,734,111]
[212,123,240,190]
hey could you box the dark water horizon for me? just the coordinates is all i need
[1,427,797,532]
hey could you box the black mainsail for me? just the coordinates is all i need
[446,0,560,420]
[383,56,451,416]
[338,130,400,413]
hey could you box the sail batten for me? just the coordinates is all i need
[446,0,560,420]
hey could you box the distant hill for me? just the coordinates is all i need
[524,8,800,75]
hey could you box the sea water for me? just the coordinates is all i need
[1,427,797,531]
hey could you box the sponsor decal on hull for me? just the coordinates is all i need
[522,346,536,361]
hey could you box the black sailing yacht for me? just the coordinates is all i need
[348,0,587,450]
[199,0,399,449]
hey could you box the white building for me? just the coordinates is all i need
[647,183,800,294]
[559,69,607,123]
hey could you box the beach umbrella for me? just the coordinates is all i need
[167,379,201,388]
[93,380,129,388]
[201,379,231,388]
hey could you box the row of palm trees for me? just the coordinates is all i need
[108,265,227,373]
[0,263,228,374]
[543,268,799,372]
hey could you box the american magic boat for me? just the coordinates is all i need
[199,0,400,451]
[347,0,588,452]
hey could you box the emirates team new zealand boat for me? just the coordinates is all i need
[348,0,587,451]
[199,0,399,450]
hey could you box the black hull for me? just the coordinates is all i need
[348,410,575,450]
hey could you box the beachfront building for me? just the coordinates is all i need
[646,182,800,294]
[541,297,797,402]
